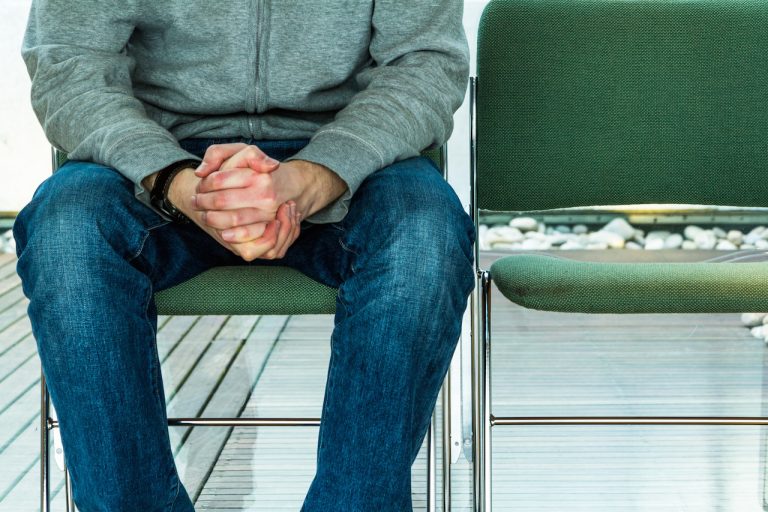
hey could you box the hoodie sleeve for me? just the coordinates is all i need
[21,0,200,208]
[285,0,470,223]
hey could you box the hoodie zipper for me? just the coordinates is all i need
[246,0,261,134]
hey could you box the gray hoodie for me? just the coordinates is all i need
[22,0,469,222]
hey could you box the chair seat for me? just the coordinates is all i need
[155,266,337,316]
[490,254,768,313]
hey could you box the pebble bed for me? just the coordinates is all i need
[480,217,768,252]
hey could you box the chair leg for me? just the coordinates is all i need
[472,271,492,512]
[427,410,437,512]
[65,467,75,512]
[441,374,451,512]
[41,371,51,512]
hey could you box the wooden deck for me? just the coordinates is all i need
[1,251,767,511]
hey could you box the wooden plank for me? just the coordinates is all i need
[175,316,287,501]
[0,334,35,381]
[0,356,40,417]
[196,314,435,511]
[161,315,228,403]
[157,315,198,362]
[168,337,242,452]
[0,318,32,357]
[0,385,38,452]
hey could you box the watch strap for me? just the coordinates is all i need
[149,159,200,224]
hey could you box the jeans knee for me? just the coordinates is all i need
[347,159,476,302]
[15,162,165,271]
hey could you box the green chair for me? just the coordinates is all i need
[41,147,453,511]
[470,1,768,510]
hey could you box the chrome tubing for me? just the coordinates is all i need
[492,417,768,426]
[427,411,436,512]
[441,375,451,512]
[41,372,50,512]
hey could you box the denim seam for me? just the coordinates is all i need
[128,220,170,263]
[336,227,359,275]
[165,470,183,512]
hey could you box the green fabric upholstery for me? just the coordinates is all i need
[477,0,768,212]
[491,254,768,314]
[155,266,337,316]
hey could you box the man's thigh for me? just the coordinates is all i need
[14,159,241,292]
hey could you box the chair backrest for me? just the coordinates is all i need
[477,0,768,212]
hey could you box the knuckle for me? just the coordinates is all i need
[206,146,223,161]
[212,195,228,209]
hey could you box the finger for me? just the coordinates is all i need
[232,220,280,262]
[278,208,302,259]
[193,182,277,211]
[197,168,258,194]
[202,208,277,230]
[195,143,249,177]
[219,145,280,174]
[264,203,294,259]
[219,222,268,243]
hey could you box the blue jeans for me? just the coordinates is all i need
[13,138,475,512]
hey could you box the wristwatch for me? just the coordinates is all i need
[149,159,200,224]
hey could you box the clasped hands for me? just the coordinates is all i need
[165,143,346,261]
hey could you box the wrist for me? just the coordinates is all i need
[167,168,199,214]
[291,160,347,217]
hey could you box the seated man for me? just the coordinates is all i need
[14,1,474,510]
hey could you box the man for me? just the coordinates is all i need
[14,0,474,510]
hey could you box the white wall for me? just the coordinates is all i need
[0,0,491,213]
[0,0,49,213]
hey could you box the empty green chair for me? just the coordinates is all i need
[41,147,452,511]
[471,0,768,510]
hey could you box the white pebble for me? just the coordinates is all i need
[741,244,756,250]
[589,231,625,249]
[745,226,766,245]
[522,238,551,250]
[694,232,716,250]
[585,242,609,250]
[726,230,743,245]
[625,241,642,250]
[524,231,546,240]
[712,227,727,238]
[600,218,635,241]
[681,240,698,250]
[715,240,737,251]
[572,224,588,235]
[486,226,523,245]
[743,313,768,327]
[684,225,705,240]
[644,238,665,250]
[756,240,768,250]
[752,325,766,339]
[646,230,671,241]
[554,225,571,234]
[509,217,539,232]
[560,240,585,250]
[664,234,684,249]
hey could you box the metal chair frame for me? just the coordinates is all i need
[40,147,453,512]
[468,70,768,511]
